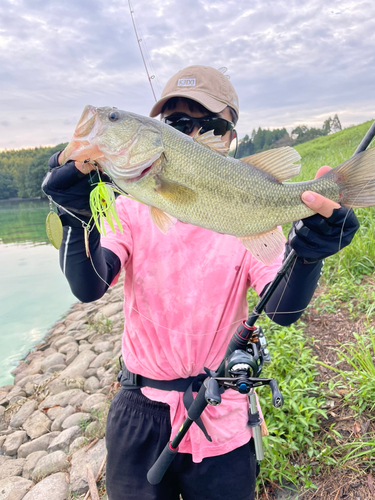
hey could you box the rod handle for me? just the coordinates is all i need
[147,442,178,485]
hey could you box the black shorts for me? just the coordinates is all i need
[106,389,258,500]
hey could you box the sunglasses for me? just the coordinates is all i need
[163,113,234,137]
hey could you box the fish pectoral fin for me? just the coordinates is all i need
[149,206,178,234]
[155,177,198,204]
[239,228,285,265]
[241,147,301,181]
[192,130,229,156]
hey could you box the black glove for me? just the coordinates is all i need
[42,152,111,227]
[289,206,359,263]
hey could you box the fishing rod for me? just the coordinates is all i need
[128,0,158,103]
[147,120,375,485]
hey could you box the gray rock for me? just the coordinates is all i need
[48,426,81,453]
[41,347,57,357]
[0,385,13,393]
[74,331,91,341]
[16,373,48,389]
[65,319,86,332]
[23,411,51,440]
[65,349,78,366]
[69,436,87,454]
[91,402,108,414]
[5,386,26,404]
[0,458,26,480]
[84,376,101,393]
[23,472,69,500]
[57,350,97,379]
[89,351,113,369]
[3,430,27,456]
[9,401,37,429]
[45,364,67,375]
[93,302,123,320]
[81,393,107,413]
[0,476,33,500]
[65,310,87,322]
[83,368,97,378]
[58,342,78,354]
[96,366,106,378]
[38,389,86,411]
[22,451,48,480]
[18,432,60,458]
[51,405,75,432]
[0,435,7,452]
[46,406,65,421]
[32,450,69,481]
[70,438,106,495]
[41,353,66,373]
[0,392,8,406]
[78,343,92,352]
[52,336,76,349]
[61,412,91,430]
[93,341,113,353]
[24,382,36,397]
[44,378,69,396]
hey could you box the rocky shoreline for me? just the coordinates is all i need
[0,276,125,499]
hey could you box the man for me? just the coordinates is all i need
[43,65,358,500]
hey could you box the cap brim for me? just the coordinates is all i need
[149,90,228,117]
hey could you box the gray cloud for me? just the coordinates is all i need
[0,0,374,149]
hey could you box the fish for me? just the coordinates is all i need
[60,104,375,265]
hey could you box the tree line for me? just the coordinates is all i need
[0,115,342,199]
[232,114,342,158]
[0,144,67,199]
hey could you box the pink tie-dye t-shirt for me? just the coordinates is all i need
[102,196,283,463]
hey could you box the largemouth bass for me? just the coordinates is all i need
[61,105,375,265]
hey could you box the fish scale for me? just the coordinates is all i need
[62,105,375,264]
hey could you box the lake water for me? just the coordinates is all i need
[0,199,76,386]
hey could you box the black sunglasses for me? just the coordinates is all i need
[163,113,234,137]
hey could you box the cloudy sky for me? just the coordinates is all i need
[1,0,374,150]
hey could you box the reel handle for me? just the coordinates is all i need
[269,378,283,408]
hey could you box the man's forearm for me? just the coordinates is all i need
[60,225,120,302]
[263,244,323,326]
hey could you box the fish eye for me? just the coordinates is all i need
[108,110,120,122]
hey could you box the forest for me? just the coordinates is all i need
[0,115,341,199]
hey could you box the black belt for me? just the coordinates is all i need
[119,364,211,441]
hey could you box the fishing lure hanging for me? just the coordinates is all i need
[87,161,123,236]
[46,199,63,249]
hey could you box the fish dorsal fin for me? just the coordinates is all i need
[155,177,198,205]
[149,206,178,234]
[241,147,301,181]
[238,228,285,265]
[192,129,229,156]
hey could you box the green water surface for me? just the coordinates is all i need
[0,199,75,386]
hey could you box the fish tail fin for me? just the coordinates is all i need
[329,148,375,208]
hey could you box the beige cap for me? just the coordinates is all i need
[149,65,239,118]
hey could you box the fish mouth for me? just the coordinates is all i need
[108,152,162,184]
[75,105,97,138]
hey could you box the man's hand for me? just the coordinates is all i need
[58,152,98,176]
[289,165,360,263]
[301,166,340,217]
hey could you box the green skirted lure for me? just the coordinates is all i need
[89,181,123,236]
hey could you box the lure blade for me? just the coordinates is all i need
[89,182,123,235]
[84,226,90,258]
[46,211,63,249]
